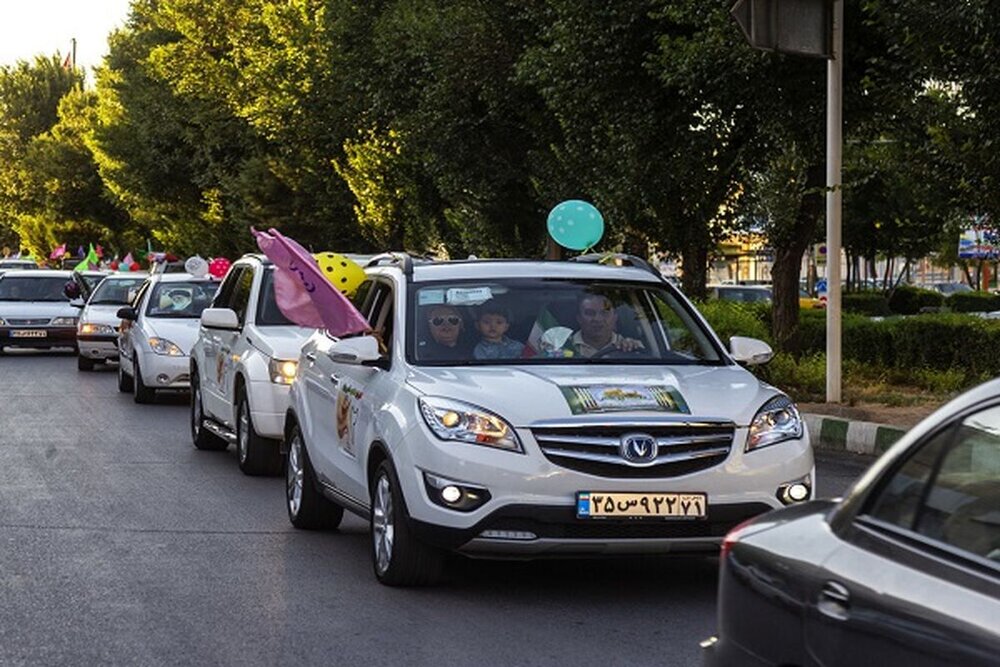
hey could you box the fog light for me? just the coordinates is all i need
[156,374,170,384]
[777,478,812,505]
[422,471,491,512]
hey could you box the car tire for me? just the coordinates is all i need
[133,358,155,404]
[117,356,133,392]
[371,460,444,586]
[77,355,95,371]
[236,391,282,476]
[285,424,343,530]
[191,370,227,451]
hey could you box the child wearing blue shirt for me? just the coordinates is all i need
[473,303,525,360]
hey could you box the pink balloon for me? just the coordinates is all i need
[209,257,231,278]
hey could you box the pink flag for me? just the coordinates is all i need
[49,243,66,260]
[122,252,134,266]
[251,227,370,337]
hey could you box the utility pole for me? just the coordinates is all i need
[71,37,77,69]
[826,0,843,402]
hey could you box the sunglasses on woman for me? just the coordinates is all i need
[429,315,461,326]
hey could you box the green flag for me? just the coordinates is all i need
[73,244,99,272]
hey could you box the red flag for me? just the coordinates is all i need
[61,53,71,70]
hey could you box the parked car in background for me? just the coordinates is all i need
[703,378,1000,666]
[799,288,825,310]
[707,285,772,304]
[929,281,974,295]
[76,273,148,370]
[116,273,219,403]
[284,254,813,586]
[190,255,315,475]
[0,269,80,353]
[0,258,39,275]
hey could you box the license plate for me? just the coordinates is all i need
[577,491,707,519]
[11,330,47,338]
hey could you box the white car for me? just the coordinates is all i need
[283,254,815,585]
[0,269,79,353]
[116,273,220,403]
[76,273,148,370]
[189,255,315,475]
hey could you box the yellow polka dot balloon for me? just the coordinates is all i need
[314,252,366,296]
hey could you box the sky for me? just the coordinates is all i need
[0,0,133,76]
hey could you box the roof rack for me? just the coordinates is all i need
[569,253,663,281]
[365,252,415,276]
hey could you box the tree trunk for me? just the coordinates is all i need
[680,242,708,301]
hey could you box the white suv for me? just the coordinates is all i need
[283,254,814,585]
[189,255,315,475]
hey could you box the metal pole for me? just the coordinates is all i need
[826,0,843,403]
[71,38,76,69]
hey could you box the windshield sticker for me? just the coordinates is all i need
[446,286,493,305]
[418,289,446,306]
[560,385,689,415]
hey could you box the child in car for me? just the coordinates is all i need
[473,303,525,360]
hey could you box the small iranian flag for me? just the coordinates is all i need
[527,307,561,353]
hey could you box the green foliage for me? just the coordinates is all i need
[887,285,944,315]
[842,292,891,316]
[754,352,827,399]
[695,300,771,345]
[944,291,1000,313]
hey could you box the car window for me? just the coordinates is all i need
[145,281,220,318]
[255,268,294,326]
[0,276,72,302]
[409,278,722,365]
[89,278,147,305]
[212,266,244,310]
[368,282,394,352]
[230,268,254,325]
[866,404,1000,563]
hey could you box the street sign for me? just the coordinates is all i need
[730,0,832,59]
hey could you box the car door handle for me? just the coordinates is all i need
[304,352,317,362]
[817,581,850,621]
[329,374,340,387]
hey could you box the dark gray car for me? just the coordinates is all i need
[703,378,1000,666]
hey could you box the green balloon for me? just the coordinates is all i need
[547,200,604,251]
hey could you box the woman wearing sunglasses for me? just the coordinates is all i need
[418,304,469,360]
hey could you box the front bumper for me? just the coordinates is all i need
[136,349,191,389]
[78,333,119,360]
[0,327,77,349]
[247,379,292,440]
[390,423,814,556]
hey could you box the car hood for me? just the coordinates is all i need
[80,304,126,327]
[250,325,314,360]
[405,364,778,427]
[0,301,78,320]
[143,317,201,354]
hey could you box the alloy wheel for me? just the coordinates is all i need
[372,474,394,575]
[237,400,249,464]
[287,433,304,517]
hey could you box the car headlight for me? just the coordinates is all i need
[268,358,298,384]
[0,317,5,326]
[418,396,523,453]
[147,337,185,356]
[79,322,115,335]
[747,395,803,451]
[51,316,78,326]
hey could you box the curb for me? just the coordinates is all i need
[802,413,906,457]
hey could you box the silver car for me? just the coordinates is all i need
[76,273,148,370]
[0,270,79,353]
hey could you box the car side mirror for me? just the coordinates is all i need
[63,282,81,300]
[116,306,137,321]
[729,336,773,365]
[328,335,380,364]
[200,307,240,330]
[69,297,85,308]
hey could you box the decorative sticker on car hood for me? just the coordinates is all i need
[559,385,689,415]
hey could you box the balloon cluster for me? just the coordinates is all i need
[109,260,140,272]
[314,252,365,296]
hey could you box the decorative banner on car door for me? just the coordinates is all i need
[559,385,689,415]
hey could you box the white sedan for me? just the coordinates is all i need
[117,273,219,403]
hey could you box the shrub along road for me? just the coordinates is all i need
[0,353,869,666]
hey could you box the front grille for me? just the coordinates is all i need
[531,420,735,478]
[7,318,50,326]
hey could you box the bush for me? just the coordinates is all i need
[843,291,891,316]
[754,352,826,401]
[888,285,943,315]
[695,300,771,345]
[945,291,1000,313]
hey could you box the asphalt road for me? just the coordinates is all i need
[0,353,872,667]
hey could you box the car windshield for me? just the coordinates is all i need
[89,277,147,305]
[145,281,219,318]
[0,276,70,302]
[717,287,771,303]
[79,273,105,291]
[256,268,293,326]
[409,279,723,365]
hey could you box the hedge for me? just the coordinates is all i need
[888,285,943,315]
[843,292,891,316]
[945,291,1000,313]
